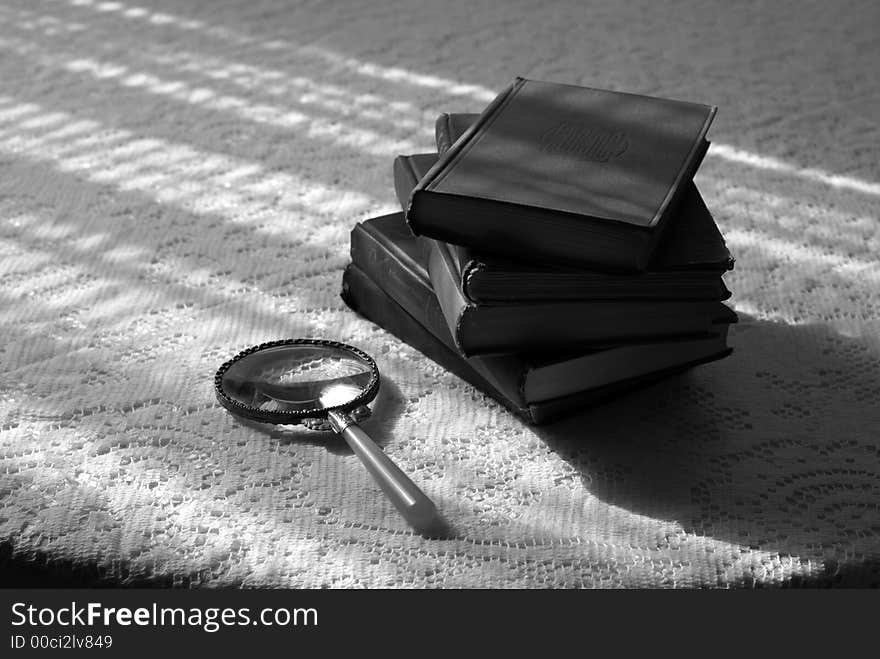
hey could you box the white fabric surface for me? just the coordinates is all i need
[0,0,878,587]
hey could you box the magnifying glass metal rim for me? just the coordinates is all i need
[213,338,381,425]
[214,337,436,531]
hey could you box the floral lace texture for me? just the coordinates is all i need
[0,0,878,587]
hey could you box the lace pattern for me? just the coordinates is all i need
[0,0,878,587]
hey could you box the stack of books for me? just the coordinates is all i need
[341,77,736,424]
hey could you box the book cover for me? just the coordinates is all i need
[437,112,733,272]
[348,212,733,404]
[341,266,732,425]
[394,151,732,303]
[406,77,717,270]
[424,233,733,356]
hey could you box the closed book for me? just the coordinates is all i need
[437,112,733,271]
[425,233,734,355]
[406,77,717,270]
[394,151,732,303]
[343,264,733,424]
[346,212,733,419]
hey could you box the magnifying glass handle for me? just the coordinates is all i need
[327,410,437,531]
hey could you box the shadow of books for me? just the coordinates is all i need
[529,314,880,585]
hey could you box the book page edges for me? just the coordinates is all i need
[650,107,717,229]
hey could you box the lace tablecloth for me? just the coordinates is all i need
[1,0,878,587]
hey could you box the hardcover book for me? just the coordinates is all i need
[406,77,717,270]
[348,211,733,394]
[436,113,733,270]
[394,151,732,303]
[423,230,734,356]
[342,215,733,423]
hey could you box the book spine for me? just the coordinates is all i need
[349,223,527,404]
[340,264,535,422]
[652,108,716,228]
[427,77,526,191]
[406,77,524,234]
[350,223,444,334]
[434,113,488,304]
[392,154,437,269]
[426,238,471,354]
[459,258,487,304]
[636,132,714,270]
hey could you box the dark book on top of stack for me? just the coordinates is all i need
[405,77,718,271]
[431,113,734,301]
[394,151,734,356]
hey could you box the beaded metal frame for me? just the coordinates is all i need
[214,338,380,426]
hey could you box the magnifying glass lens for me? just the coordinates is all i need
[220,343,374,414]
[215,339,436,530]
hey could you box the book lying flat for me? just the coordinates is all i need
[406,77,717,271]
[425,234,733,355]
[436,113,734,268]
[347,211,733,407]
[394,151,732,303]
[343,263,733,424]
[343,231,733,423]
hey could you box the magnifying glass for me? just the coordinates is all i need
[214,338,437,530]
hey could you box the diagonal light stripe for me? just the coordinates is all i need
[0,35,423,157]
[45,0,498,101]
[700,179,879,254]
[139,49,432,133]
[31,0,880,198]
[0,96,378,232]
[725,227,880,284]
[709,143,880,197]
